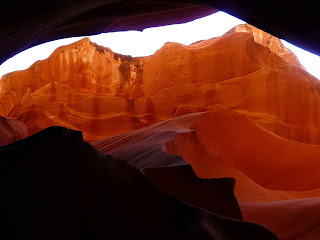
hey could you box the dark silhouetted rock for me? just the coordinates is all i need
[0,126,278,240]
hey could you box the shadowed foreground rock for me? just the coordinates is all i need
[92,107,320,240]
[0,126,278,240]
[143,165,244,221]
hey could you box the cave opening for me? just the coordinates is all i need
[1,2,320,239]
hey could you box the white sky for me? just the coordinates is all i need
[0,11,319,80]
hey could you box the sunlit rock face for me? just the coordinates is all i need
[226,23,306,69]
[140,28,320,145]
[1,24,319,144]
[0,38,147,142]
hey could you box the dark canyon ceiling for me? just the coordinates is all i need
[0,0,319,65]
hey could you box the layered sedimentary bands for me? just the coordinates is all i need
[1,23,320,239]
[0,116,27,146]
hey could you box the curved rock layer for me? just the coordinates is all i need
[1,24,319,144]
[0,116,27,146]
[92,106,320,240]
[0,126,278,240]
[226,24,306,69]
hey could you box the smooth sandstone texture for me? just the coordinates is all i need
[0,116,27,146]
[93,107,320,240]
[166,106,320,240]
[0,38,148,142]
[1,24,319,144]
[226,24,306,69]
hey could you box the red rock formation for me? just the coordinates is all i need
[1,25,319,145]
[0,38,149,142]
[92,107,320,240]
[1,24,320,239]
[0,116,27,146]
[138,31,320,145]
[226,23,306,69]
[165,106,320,240]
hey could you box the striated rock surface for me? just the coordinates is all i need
[0,116,27,146]
[0,38,148,142]
[139,31,320,145]
[93,106,320,240]
[1,25,320,145]
[226,23,306,69]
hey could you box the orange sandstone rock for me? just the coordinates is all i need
[0,25,319,145]
[0,38,148,142]
[93,108,320,240]
[2,23,320,240]
[0,116,27,146]
[226,23,306,69]
[140,32,320,145]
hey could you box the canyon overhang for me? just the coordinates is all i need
[0,0,319,65]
